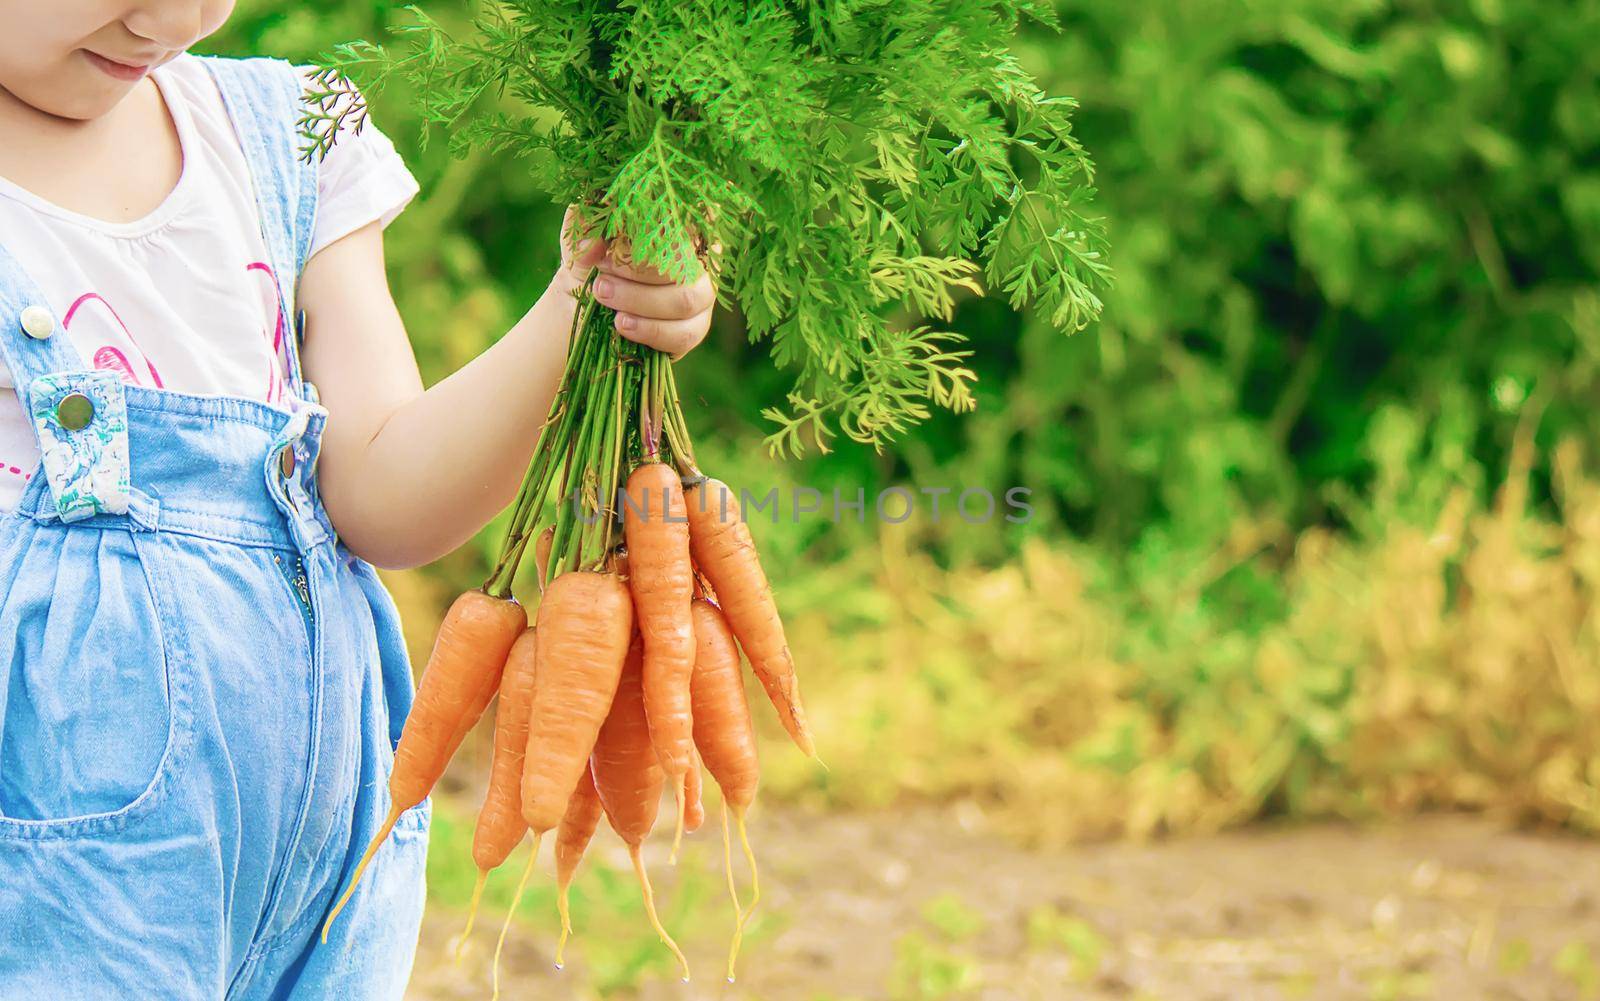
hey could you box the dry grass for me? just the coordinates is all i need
[759,427,1600,845]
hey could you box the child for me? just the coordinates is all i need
[0,4,714,997]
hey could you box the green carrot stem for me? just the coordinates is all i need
[547,326,608,584]
[596,341,632,565]
[499,279,597,537]
[660,363,698,478]
[486,275,692,593]
[501,295,608,592]
[554,301,624,581]
[486,290,607,596]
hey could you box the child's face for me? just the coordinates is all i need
[0,1,235,120]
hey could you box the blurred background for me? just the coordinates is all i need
[213,2,1600,998]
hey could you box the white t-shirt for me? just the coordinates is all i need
[0,53,418,512]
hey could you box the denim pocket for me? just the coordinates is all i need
[0,524,182,837]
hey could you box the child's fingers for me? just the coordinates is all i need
[598,237,708,286]
[595,254,690,287]
[593,273,715,321]
[614,311,711,360]
[560,207,601,260]
[558,206,612,286]
[562,234,608,272]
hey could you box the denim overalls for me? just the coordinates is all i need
[0,57,428,998]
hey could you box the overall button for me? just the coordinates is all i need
[56,393,94,431]
[279,446,296,479]
[20,305,55,340]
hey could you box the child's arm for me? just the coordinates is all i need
[297,217,716,569]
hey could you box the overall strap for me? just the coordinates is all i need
[199,55,319,400]
[0,247,91,389]
[0,248,131,523]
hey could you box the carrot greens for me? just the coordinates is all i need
[305,0,1109,467]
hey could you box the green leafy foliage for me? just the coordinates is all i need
[309,0,1109,453]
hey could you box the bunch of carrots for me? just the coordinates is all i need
[320,267,814,989]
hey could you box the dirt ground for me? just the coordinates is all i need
[407,809,1600,1000]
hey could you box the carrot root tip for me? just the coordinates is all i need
[631,843,691,983]
[728,806,760,982]
[555,878,574,970]
[492,835,542,1001]
[453,869,489,966]
[720,799,744,982]
[320,804,401,945]
[669,773,687,865]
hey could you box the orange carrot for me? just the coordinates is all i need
[520,571,633,834]
[455,625,540,959]
[482,541,555,993]
[684,756,705,835]
[554,764,605,969]
[685,478,815,756]
[690,599,761,813]
[324,588,524,940]
[623,463,697,786]
[690,597,763,981]
[592,638,691,981]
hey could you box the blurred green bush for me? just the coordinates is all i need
[206,1,1600,842]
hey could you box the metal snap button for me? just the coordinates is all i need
[56,393,94,431]
[280,446,296,478]
[20,305,55,340]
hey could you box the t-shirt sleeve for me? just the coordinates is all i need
[297,66,420,260]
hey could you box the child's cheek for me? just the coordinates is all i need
[201,1,240,43]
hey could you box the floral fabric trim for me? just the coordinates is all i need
[27,370,131,523]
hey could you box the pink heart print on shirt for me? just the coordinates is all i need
[64,293,164,388]
[246,261,288,404]
[93,346,142,383]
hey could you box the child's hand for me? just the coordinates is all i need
[556,209,716,360]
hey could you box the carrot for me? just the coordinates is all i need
[591,638,691,981]
[690,597,763,982]
[520,571,633,834]
[684,755,705,835]
[554,764,605,970]
[460,527,554,957]
[623,463,698,782]
[455,625,540,961]
[323,588,525,941]
[690,600,761,813]
[685,478,815,756]
[481,528,555,994]
[667,755,706,865]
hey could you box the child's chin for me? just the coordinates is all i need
[39,77,137,123]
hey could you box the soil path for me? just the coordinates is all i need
[407,810,1600,1000]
